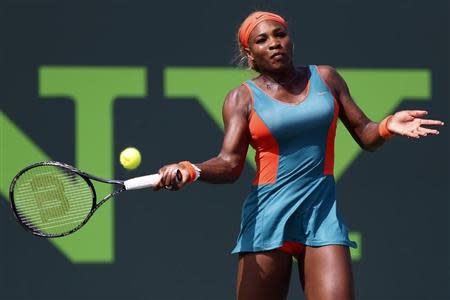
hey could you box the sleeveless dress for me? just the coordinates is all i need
[232,65,357,254]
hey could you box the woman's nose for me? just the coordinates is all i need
[268,37,281,50]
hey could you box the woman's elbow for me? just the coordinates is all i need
[225,160,244,183]
[359,140,383,152]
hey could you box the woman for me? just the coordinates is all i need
[156,11,444,300]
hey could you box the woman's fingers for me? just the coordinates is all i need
[416,127,429,137]
[402,126,439,138]
[406,130,420,138]
[162,168,173,189]
[172,168,192,190]
[408,110,428,118]
[155,164,179,191]
[170,169,183,190]
[156,164,193,191]
[167,167,182,190]
[418,127,440,136]
[418,118,445,126]
[154,167,167,190]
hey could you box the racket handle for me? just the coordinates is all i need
[124,174,161,190]
[175,169,182,183]
[124,170,182,190]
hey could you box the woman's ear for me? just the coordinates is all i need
[244,48,255,68]
[244,48,253,60]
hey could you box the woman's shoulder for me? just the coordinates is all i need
[312,65,337,77]
[313,65,345,88]
[225,83,252,104]
[223,83,253,117]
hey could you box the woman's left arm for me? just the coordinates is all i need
[317,65,444,151]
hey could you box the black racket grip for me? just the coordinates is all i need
[176,169,182,183]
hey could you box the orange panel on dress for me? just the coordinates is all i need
[248,110,279,185]
[323,97,339,175]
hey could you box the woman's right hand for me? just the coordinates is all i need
[154,83,252,190]
[155,163,192,191]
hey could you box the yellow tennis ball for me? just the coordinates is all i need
[120,147,142,170]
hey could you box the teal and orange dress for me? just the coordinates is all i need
[232,65,357,254]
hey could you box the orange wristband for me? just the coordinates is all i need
[178,161,197,183]
[378,115,394,140]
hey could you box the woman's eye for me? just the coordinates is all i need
[276,31,287,37]
[255,38,266,44]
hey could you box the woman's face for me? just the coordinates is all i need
[246,20,293,73]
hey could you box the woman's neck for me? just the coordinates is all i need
[262,65,298,86]
[260,65,309,91]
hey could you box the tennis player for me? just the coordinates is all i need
[156,11,444,300]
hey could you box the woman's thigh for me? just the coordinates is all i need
[236,250,293,300]
[298,245,355,300]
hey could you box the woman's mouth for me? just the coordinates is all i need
[270,52,285,59]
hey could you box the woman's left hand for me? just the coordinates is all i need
[387,110,444,138]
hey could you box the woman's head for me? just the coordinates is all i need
[237,11,293,73]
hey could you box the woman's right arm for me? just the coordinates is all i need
[156,85,252,189]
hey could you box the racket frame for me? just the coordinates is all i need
[9,161,125,238]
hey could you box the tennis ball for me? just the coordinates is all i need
[120,147,142,170]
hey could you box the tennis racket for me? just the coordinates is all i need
[9,161,177,238]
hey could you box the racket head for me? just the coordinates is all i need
[9,161,97,237]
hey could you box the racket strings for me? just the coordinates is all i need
[12,165,94,235]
